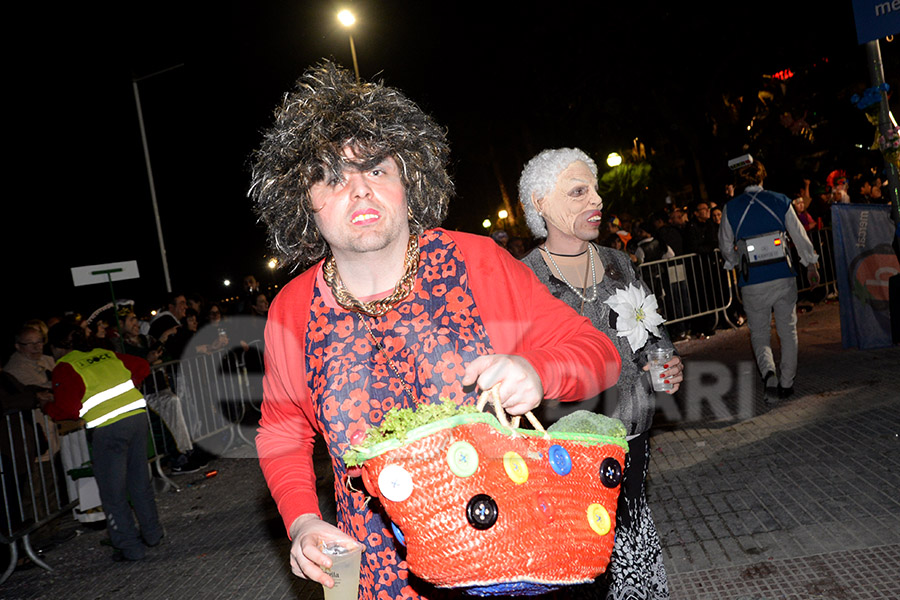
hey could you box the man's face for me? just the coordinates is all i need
[309,147,409,260]
[253,295,269,315]
[15,329,44,361]
[124,314,141,336]
[244,276,258,292]
[871,179,883,200]
[694,203,711,222]
[534,161,603,242]
[669,208,687,226]
[169,295,187,320]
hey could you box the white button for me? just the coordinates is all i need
[378,464,413,502]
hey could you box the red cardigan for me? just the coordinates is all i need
[257,229,621,533]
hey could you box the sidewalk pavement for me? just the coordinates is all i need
[3,300,898,599]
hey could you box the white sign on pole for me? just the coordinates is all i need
[71,261,141,287]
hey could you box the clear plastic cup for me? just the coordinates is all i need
[647,348,674,392]
[320,541,362,600]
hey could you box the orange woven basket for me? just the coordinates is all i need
[351,390,628,596]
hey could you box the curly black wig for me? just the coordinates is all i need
[248,60,454,271]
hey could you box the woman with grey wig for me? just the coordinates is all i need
[519,147,681,600]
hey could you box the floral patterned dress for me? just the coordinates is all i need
[307,229,492,599]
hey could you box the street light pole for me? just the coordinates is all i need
[337,9,360,83]
[865,40,900,225]
[348,34,360,84]
[133,63,184,294]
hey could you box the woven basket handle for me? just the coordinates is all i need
[476,385,548,437]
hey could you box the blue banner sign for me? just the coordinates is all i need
[852,0,900,44]
[831,204,900,349]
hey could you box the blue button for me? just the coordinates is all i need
[391,522,406,546]
[548,444,572,476]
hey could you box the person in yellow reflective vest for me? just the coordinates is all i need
[45,323,163,561]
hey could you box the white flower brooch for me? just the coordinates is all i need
[603,283,666,352]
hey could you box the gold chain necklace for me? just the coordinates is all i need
[323,235,420,317]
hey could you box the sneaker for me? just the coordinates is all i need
[112,548,145,562]
[778,385,794,399]
[170,451,208,476]
[763,372,779,405]
[144,530,165,547]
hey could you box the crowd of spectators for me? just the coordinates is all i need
[2,278,273,482]
[490,164,889,338]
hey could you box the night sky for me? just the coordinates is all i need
[4,1,897,347]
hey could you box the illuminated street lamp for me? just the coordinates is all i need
[482,218,492,229]
[606,152,623,167]
[498,209,509,220]
[223,279,231,287]
[267,258,278,270]
[337,9,361,83]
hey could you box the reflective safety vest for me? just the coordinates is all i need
[57,349,146,429]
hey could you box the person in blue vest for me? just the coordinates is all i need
[45,323,163,561]
[718,159,820,403]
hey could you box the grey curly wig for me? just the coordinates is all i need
[517,148,598,238]
[248,60,454,271]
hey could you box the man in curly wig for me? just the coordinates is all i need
[249,60,453,271]
[253,61,622,600]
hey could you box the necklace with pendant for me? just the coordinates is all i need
[359,315,418,407]
[540,243,599,303]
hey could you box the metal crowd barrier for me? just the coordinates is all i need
[637,227,838,328]
[1,340,263,583]
[638,249,740,328]
[142,340,263,471]
[1,409,75,584]
[793,226,839,297]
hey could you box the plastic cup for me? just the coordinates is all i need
[647,348,674,392]
[320,541,362,600]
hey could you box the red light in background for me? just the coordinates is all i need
[772,69,794,81]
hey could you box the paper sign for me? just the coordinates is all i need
[71,261,140,287]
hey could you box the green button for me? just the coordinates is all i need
[446,441,479,478]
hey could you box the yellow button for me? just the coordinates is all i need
[503,451,529,484]
[587,503,611,536]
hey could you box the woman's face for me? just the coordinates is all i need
[208,306,222,323]
[534,161,603,242]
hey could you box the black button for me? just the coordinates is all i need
[599,457,622,488]
[466,494,499,530]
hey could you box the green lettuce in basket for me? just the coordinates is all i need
[344,401,479,467]
[547,410,628,439]
[343,402,626,468]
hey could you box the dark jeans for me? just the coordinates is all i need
[91,412,162,559]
